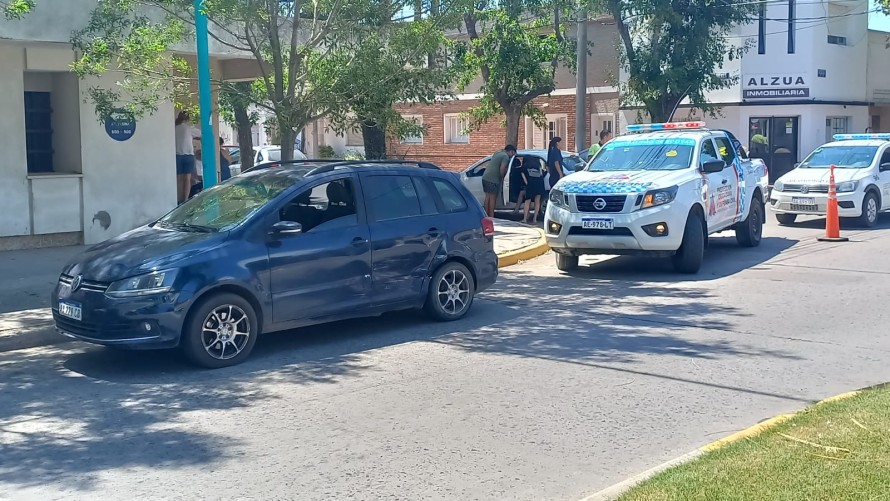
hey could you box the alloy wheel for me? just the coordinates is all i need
[201,304,251,360]
[437,269,470,315]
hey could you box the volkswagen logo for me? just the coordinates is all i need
[593,198,608,211]
[800,185,809,194]
[71,275,83,292]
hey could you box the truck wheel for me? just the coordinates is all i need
[736,197,763,247]
[858,191,879,228]
[775,213,797,225]
[555,253,579,272]
[672,212,704,274]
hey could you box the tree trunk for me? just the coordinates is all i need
[278,125,297,161]
[362,119,387,160]
[646,95,683,123]
[233,105,255,170]
[504,107,521,148]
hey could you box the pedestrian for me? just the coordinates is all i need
[866,127,873,133]
[175,111,200,204]
[482,144,516,218]
[587,129,612,159]
[189,148,203,199]
[546,136,565,189]
[521,157,546,224]
[219,137,232,181]
[509,155,526,216]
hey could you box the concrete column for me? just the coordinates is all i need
[0,45,31,237]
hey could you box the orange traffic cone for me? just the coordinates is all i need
[817,163,849,242]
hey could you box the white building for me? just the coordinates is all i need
[618,0,890,182]
[0,1,259,250]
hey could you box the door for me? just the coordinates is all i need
[713,135,744,222]
[879,148,890,209]
[361,173,444,306]
[463,157,490,206]
[526,115,568,149]
[267,175,371,324]
[749,116,800,183]
[700,137,732,230]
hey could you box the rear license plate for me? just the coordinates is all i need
[792,197,815,205]
[58,301,82,321]
[582,218,614,230]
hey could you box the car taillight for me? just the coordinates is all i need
[482,217,495,237]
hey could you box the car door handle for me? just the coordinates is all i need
[351,237,368,246]
[428,227,442,237]
[722,179,729,185]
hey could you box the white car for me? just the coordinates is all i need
[545,121,768,274]
[230,146,307,176]
[770,133,890,227]
[460,149,584,209]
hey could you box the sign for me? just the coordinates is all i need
[742,74,809,100]
[104,110,136,141]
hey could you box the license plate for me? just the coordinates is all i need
[58,301,82,321]
[792,197,815,205]
[790,204,818,211]
[582,218,614,230]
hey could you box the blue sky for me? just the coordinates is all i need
[870,0,890,32]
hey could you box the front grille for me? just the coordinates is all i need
[59,274,110,293]
[780,184,829,194]
[575,195,627,213]
[568,226,634,236]
[54,312,135,339]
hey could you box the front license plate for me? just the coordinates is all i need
[792,197,815,205]
[582,218,614,230]
[58,301,82,321]
[790,204,818,211]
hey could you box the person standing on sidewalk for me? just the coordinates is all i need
[521,158,545,224]
[483,144,516,218]
[219,137,233,181]
[175,111,200,204]
[546,136,565,192]
[588,129,612,159]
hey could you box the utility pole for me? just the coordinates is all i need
[195,0,217,188]
[574,0,588,152]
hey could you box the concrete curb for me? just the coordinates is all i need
[498,227,549,268]
[580,383,888,501]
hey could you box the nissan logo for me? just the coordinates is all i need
[593,198,608,210]
[71,275,83,292]
[800,185,809,194]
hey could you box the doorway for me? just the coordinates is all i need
[526,114,567,150]
[748,116,800,184]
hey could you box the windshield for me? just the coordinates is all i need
[562,154,584,172]
[587,138,695,172]
[157,168,309,231]
[799,145,878,169]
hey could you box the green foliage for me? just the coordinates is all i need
[343,150,365,160]
[218,81,261,127]
[1,0,34,19]
[317,145,336,158]
[606,0,758,122]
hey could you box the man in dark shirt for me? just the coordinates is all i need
[482,144,516,217]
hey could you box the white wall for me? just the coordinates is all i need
[0,46,30,237]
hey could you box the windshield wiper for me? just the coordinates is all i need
[157,221,216,233]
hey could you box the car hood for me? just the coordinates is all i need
[62,225,227,282]
[554,170,688,195]
[779,168,869,185]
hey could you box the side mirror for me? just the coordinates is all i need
[881,162,890,171]
[701,159,726,173]
[270,220,302,236]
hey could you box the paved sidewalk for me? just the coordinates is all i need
[0,218,546,353]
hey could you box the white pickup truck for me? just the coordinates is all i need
[544,122,769,273]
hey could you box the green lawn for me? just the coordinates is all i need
[618,385,890,501]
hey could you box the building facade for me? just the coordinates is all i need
[0,1,259,250]
[619,0,890,182]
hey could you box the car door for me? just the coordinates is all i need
[267,175,372,324]
[714,135,744,223]
[878,147,890,209]
[462,157,490,206]
[360,173,444,306]
[700,137,731,231]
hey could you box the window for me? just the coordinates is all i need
[787,0,795,54]
[468,159,490,178]
[430,178,468,213]
[714,136,737,163]
[757,1,766,54]
[24,91,53,173]
[526,114,567,149]
[279,178,357,232]
[400,115,424,144]
[827,35,847,46]
[880,149,890,170]
[444,114,469,144]
[700,139,720,166]
[363,175,422,221]
[345,127,363,147]
[826,117,849,141]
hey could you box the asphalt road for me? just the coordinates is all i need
[2,215,890,501]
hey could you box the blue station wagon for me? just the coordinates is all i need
[53,160,498,368]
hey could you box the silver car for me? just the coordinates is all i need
[460,150,583,209]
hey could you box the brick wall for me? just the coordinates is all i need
[389,92,619,171]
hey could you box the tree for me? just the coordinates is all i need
[218,81,260,170]
[72,0,386,161]
[457,0,576,147]
[2,0,33,19]
[605,0,758,122]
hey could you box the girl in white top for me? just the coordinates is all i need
[174,111,200,203]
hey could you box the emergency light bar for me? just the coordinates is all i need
[626,121,707,132]
[833,133,890,141]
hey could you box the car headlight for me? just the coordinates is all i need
[836,180,858,193]
[774,180,784,192]
[640,186,679,209]
[106,270,177,298]
[549,189,568,208]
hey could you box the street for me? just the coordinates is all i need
[2,216,889,501]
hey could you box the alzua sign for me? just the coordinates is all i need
[742,75,809,99]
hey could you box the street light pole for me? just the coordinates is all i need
[195,0,217,188]
[574,0,588,153]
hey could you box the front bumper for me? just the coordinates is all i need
[52,283,190,349]
[769,190,862,217]
[544,202,687,255]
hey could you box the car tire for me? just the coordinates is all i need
[424,262,475,322]
[858,191,880,228]
[736,196,763,247]
[555,253,579,271]
[181,292,259,368]
[775,213,797,225]
[672,211,705,274]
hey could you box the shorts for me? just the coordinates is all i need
[176,154,196,175]
[482,179,500,194]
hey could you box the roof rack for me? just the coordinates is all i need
[242,159,443,176]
